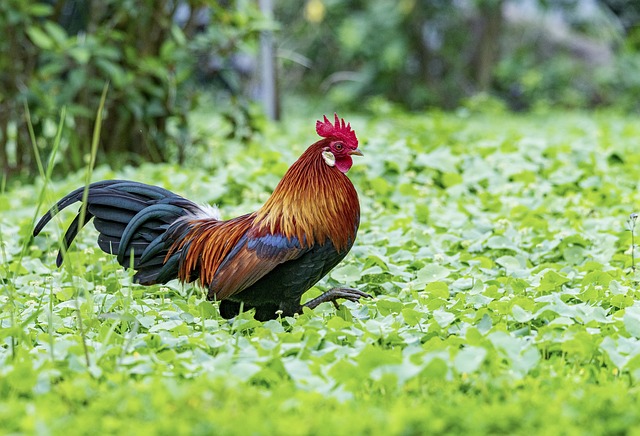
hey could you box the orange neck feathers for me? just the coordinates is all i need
[254,140,360,252]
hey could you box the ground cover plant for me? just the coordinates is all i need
[2,109,640,434]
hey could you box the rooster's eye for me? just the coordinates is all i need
[334,142,344,151]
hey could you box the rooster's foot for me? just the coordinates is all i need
[304,287,372,310]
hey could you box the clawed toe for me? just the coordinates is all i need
[330,287,372,301]
[304,287,372,310]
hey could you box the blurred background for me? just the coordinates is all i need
[1,0,639,178]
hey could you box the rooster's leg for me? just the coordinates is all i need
[219,299,281,321]
[304,287,372,310]
[219,300,245,319]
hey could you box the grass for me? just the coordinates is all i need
[2,107,640,434]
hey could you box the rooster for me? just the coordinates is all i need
[33,114,370,321]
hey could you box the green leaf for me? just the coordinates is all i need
[69,46,91,64]
[433,309,455,327]
[330,264,361,283]
[401,308,423,326]
[27,3,53,17]
[538,270,570,292]
[496,255,526,275]
[624,306,640,338]
[454,346,487,373]
[512,305,534,323]
[149,320,183,332]
[424,281,449,298]
[355,345,402,373]
[376,298,404,315]
[26,25,54,49]
[415,265,450,286]
[43,21,67,45]
[487,235,517,251]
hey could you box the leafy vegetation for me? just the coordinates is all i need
[3,109,640,433]
[277,1,640,112]
[5,1,640,178]
[0,0,263,176]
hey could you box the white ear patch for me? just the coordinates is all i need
[322,150,336,167]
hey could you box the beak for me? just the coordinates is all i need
[349,148,364,157]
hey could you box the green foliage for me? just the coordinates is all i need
[3,110,640,432]
[277,0,475,110]
[0,0,263,177]
[277,1,640,113]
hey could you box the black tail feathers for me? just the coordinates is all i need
[34,180,205,284]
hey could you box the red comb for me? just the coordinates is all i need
[315,113,358,149]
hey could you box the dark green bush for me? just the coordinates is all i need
[0,0,264,177]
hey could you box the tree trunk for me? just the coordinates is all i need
[474,0,504,92]
[259,0,279,120]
